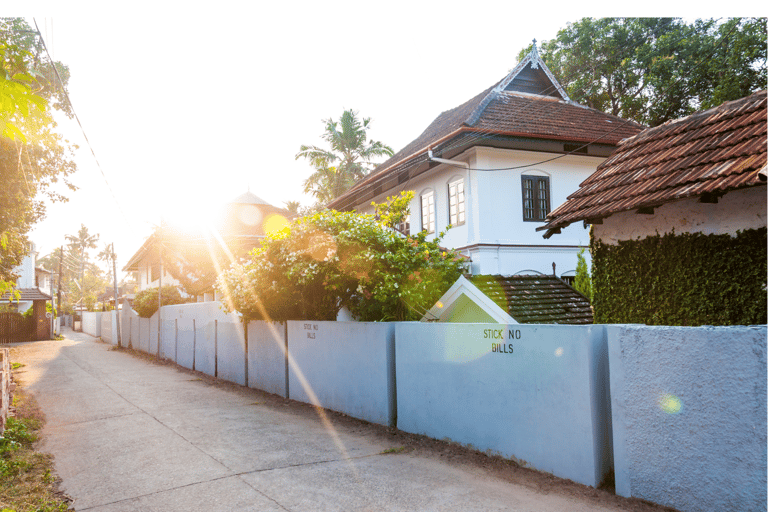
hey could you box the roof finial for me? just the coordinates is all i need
[530,38,540,69]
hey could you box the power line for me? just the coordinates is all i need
[331,18,745,205]
[32,18,133,229]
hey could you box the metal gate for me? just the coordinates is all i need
[0,312,34,344]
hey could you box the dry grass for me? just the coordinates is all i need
[0,386,71,512]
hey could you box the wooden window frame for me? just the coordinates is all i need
[448,178,466,227]
[421,190,435,234]
[521,175,550,222]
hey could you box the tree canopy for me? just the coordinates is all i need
[297,109,393,204]
[218,192,466,322]
[1,18,77,294]
[519,17,767,127]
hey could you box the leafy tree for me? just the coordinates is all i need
[573,248,592,301]
[520,17,767,127]
[283,201,301,215]
[133,285,188,318]
[0,18,77,295]
[65,224,100,304]
[218,195,466,322]
[296,109,393,203]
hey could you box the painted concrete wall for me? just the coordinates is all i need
[593,186,767,244]
[216,321,246,386]
[175,317,195,370]
[395,323,612,487]
[607,325,767,512]
[355,147,596,276]
[287,321,396,426]
[247,321,288,397]
[99,311,118,344]
[81,312,101,338]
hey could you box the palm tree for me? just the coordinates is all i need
[65,224,99,302]
[296,109,394,203]
[97,243,114,283]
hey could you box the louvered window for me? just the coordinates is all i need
[421,191,435,234]
[522,176,550,221]
[448,178,465,226]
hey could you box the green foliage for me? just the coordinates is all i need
[521,17,767,127]
[573,248,592,301]
[591,228,767,325]
[132,286,188,318]
[372,191,413,231]
[1,18,77,293]
[218,204,466,322]
[297,109,394,204]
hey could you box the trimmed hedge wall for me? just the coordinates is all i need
[592,228,767,326]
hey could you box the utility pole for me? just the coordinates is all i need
[50,266,55,338]
[57,245,62,318]
[112,243,121,348]
[157,221,163,358]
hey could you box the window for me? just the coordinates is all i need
[521,175,550,221]
[448,178,466,226]
[397,213,410,235]
[421,190,435,234]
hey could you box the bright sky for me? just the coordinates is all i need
[21,4,752,278]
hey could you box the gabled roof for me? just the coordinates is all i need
[328,43,643,211]
[231,190,270,205]
[0,288,52,301]
[540,90,767,238]
[470,274,593,324]
[422,275,516,323]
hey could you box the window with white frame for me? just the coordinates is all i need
[521,175,550,221]
[448,178,465,226]
[397,213,410,235]
[421,190,435,234]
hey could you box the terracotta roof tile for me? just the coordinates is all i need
[542,90,767,236]
[471,274,593,324]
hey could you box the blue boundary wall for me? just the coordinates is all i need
[395,323,611,487]
[247,321,288,398]
[81,312,101,338]
[607,325,767,512]
[111,302,767,507]
[287,321,396,427]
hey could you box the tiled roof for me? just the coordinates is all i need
[0,288,52,301]
[541,90,767,237]
[328,48,643,212]
[471,274,593,324]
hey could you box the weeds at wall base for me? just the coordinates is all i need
[0,383,71,512]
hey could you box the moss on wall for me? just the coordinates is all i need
[592,228,767,325]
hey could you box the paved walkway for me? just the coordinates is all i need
[11,329,627,511]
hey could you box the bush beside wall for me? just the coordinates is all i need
[592,227,767,325]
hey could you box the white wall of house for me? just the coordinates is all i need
[359,147,597,276]
[16,245,37,289]
[137,260,183,293]
[593,186,767,244]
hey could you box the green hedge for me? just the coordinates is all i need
[592,228,766,326]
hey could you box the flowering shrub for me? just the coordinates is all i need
[133,286,189,318]
[217,198,465,322]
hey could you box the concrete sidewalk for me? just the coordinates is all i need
[12,329,630,511]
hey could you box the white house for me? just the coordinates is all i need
[0,242,52,314]
[328,42,643,277]
[123,191,291,301]
[541,90,767,244]
[540,90,767,324]
[0,242,53,341]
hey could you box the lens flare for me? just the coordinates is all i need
[436,301,444,309]
[264,214,289,235]
[554,347,564,357]
[659,393,683,414]
[238,204,263,226]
